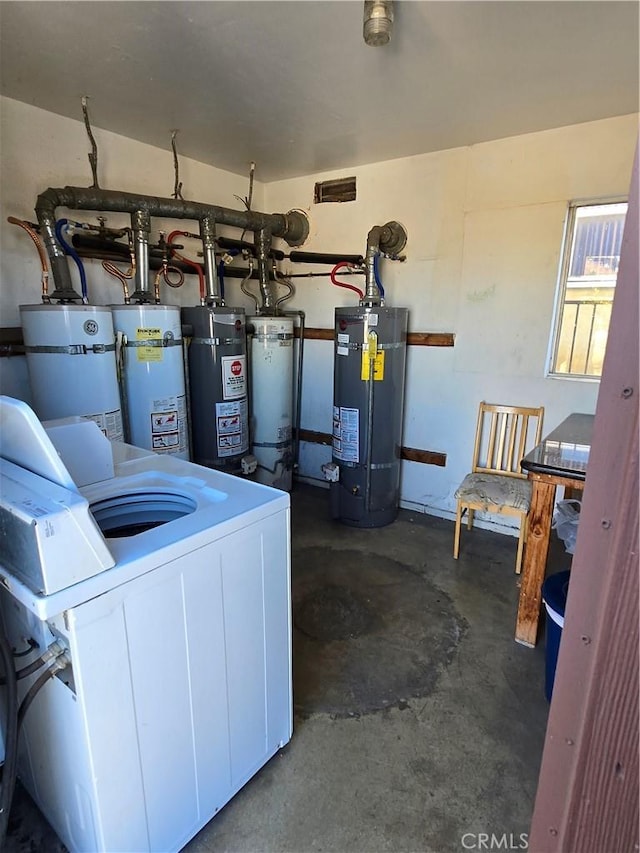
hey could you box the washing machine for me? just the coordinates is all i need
[0,396,292,852]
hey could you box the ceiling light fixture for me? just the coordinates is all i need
[363,0,394,47]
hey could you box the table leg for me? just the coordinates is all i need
[515,479,556,646]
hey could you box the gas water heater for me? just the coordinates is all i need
[182,305,250,470]
[331,306,408,527]
[328,221,408,528]
[112,304,189,459]
[250,315,294,491]
[20,304,124,441]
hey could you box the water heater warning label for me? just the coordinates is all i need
[216,399,248,457]
[221,355,247,400]
[86,409,124,442]
[332,405,359,463]
[150,395,187,453]
[136,328,163,362]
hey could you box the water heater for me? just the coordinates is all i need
[249,316,294,491]
[20,304,124,440]
[182,305,249,470]
[330,305,408,527]
[111,304,188,458]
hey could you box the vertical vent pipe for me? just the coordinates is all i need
[200,217,221,305]
[131,210,152,303]
[255,227,275,314]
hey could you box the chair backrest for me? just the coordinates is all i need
[471,402,544,479]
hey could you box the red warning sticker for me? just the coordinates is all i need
[221,354,247,400]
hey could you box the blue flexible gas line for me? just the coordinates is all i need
[373,253,385,299]
[55,219,88,302]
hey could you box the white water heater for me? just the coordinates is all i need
[111,305,188,459]
[250,316,294,491]
[20,304,124,441]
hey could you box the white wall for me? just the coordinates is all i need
[0,96,265,399]
[264,115,638,528]
[1,99,637,530]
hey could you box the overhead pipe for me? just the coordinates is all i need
[216,236,286,262]
[70,235,275,282]
[288,251,364,266]
[35,186,309,301]
[215,241,364,268]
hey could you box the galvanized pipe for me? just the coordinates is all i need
[280,309,305,471]
[35,186,309,299]
[255,227,275,313]
[131,210,152,302]
[38,217,75,302]
[364,225,383,306]
[200,216,221,305]
[363,220,408,305]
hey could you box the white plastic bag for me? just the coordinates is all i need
[552,499,582,554]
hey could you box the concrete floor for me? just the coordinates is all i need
[6,482,570,853]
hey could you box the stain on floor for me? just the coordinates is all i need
[292,547,467,718]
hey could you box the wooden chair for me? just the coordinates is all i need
[453,402,544,574]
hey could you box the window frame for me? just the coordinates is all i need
[546,196,628,382]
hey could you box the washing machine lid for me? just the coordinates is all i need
[0,396,77,491]
[0,397,117,595]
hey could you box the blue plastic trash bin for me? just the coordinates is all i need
[542,570,571,702]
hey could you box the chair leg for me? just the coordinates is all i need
[453,501,463,559]
[467,509,475,531]
[515,514,526,574]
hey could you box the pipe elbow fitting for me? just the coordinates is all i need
[282,209,309,248]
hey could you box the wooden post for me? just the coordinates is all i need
[516,478,556,646]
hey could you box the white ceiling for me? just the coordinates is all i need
[1,1,638,182]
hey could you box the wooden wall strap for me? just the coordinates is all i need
[297,327,333,341]
[297,327,455,347]
[400,446,447,467]
[297,428,446,467]
[2,325,454,353]
[406,332,455,347]
[298,428,333,446]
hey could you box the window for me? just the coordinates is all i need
[548,199,628,379]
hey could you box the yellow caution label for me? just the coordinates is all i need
[361,348,385,381]
[136,327,163,362]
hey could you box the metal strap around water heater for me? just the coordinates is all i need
[123,338,183,348]
[335,341,405,352]
[189,336,239,346]
[252,332,294,342]
[25,343,116,355]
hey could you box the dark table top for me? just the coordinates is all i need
[521,412,594,481]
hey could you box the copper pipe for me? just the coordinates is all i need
[7,217,50,300]
[102,260,132,304]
